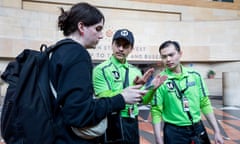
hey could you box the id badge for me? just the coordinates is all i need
[182,97,190,112]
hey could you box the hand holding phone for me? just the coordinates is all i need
[145,75,168,90]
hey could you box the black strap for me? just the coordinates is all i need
[123,68,129,88]
[46,38,76,53]
[172,80,193,125]
[172,80,183,99]
[105,67,128,142]
[48,39,77,89]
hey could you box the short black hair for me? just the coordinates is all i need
[159,40,181,53]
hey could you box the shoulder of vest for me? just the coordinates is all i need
[186,68,201,78]
[128,64,138,69]
[96,60,113,70]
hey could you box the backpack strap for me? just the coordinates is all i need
[40,38,77,53]
[47,39,77,99]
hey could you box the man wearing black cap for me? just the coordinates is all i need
[93,29,141,143]
[93,29,159,143]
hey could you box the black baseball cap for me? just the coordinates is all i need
[112,29,134,46]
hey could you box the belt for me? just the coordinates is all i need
[110,112,138,119]
[165,121,202,130]
[122,116,138,120]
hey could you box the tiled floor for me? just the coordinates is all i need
[0,98,239,144]
[138,98,240,144]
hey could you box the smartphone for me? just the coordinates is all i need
[144,84,154,90]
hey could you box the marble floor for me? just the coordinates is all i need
[138,98,240,144]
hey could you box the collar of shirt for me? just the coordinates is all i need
[110,55,129,69]
[165,65,189,80]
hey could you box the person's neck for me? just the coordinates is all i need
[120,60,126,64]
[67,32,83,46]
[172,65,182,74]
[114,56,126,64]
[119,58,126,64]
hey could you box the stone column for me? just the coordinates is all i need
[222,72,240,106]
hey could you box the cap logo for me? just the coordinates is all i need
[120,30,128,37]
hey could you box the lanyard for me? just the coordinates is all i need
[112,63,129,89]
[120,65,135,118]
[172,78,194,124]
[171,77,188,99]
[123,68,129,88]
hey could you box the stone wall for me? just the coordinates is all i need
[0,0,240,98]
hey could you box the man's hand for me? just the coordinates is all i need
[214,132,224,144]
[150,75,168,90]
[121,85,147,104]
[134,68,154,85]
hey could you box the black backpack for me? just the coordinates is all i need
[0,40,72,144]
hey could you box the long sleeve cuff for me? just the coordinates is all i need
[110,94,125,112]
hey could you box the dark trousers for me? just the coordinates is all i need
[164,121,210,144]
[102,116,139,144]
[121,117,139,144]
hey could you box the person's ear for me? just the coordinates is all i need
[78,22,84,36]
[129,45,134,52]
[179,51,183,57]
[130,47,133,53]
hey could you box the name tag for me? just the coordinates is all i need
[128,106,135,118]
[182,97,190,112]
